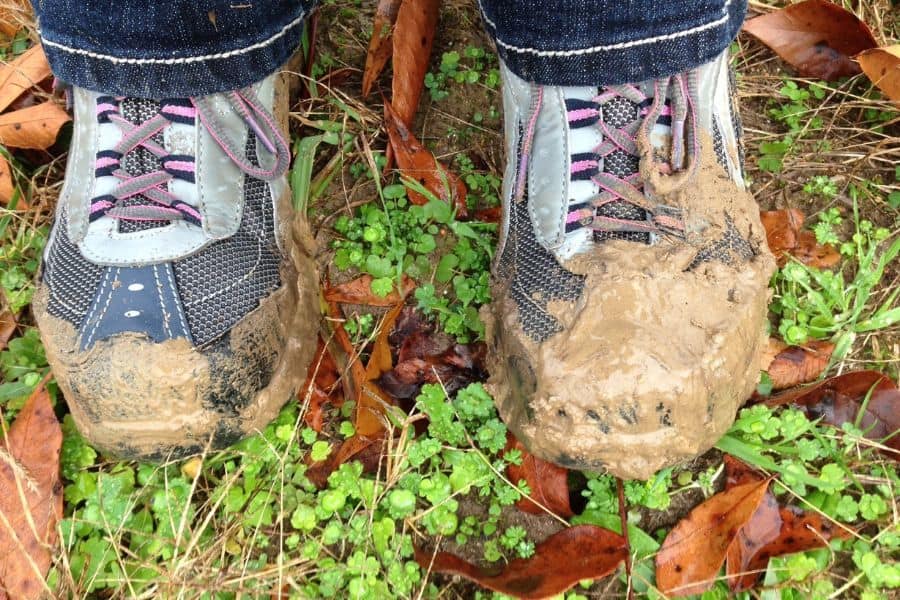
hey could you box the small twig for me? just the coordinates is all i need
[617,477,634,600]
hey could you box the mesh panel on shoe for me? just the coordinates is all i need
[43,210,105,325]
[172,134,282,347]
[117,98,168,233]
[497,130,585,342]
[595,93,649,244]
[687,216,755,270]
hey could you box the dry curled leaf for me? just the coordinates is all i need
[390,0,439,127]
[857,45,900,103]
[0,102,71,150]
[362,0,403,97]
[504,433,573,518]
[324,274,415,306]
[655,480,770,597]
[766,370,900,454]
[743,0,878,80]
[0,45,52,113]
[0,380,63,599]
[765,339,835,390]
[415,525,626,599]
[384,99,467,215]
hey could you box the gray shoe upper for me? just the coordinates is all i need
[495,49,753,342]
[41,74,289,351]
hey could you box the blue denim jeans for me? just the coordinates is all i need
[35,0,746,97]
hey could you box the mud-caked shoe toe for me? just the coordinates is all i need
[33,71,319,460]
[485,50,776,479]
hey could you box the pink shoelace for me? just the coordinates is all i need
[516,72,701,241]
[88,89,290,226]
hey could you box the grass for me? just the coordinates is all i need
[1,0,899,598]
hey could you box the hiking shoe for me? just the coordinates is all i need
[33,71,319,460]
[484,50,776,479]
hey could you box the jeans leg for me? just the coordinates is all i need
[478,0,747,85]
[34,0,318,98]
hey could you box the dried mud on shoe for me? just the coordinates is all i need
[484,139,776,480]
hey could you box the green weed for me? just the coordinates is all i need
[771,192,899,356]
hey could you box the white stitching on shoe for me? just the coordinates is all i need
[478,0,730,57]
[83,267,117,347]
[151,264,172,338]
[38,10,306,66]
[163,263,191,337]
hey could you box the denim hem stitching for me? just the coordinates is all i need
[479,0,731,56]
[38,10,306,66]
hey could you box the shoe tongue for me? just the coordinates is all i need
[563,83,674,250]
[116,98,168,233]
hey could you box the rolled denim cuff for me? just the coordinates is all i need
[479,0,747,86]
[36,3,312,98]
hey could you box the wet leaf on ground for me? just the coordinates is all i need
[766,370,900,454]
[504,433,573,518]
[324,273,415,306]
[857,44,900,102]
[362,0,403,97]
[299,338,344,432]
[306,301,401,486]
[390,0,439,127]
[0,155,13,206]
[415,525,626,599]
[655,479,770,596]
[0,311,16,351]
[384,99,467,215]
[743,0,878,80]
[722,456,851,592]
[0,45,51,113]
[0,380,63,599]
[379,306,486,401]
[0,102,71,150]
[765,339,835,390]
[759,209,839,268]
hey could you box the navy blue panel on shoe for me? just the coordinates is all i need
[78,263,193,350]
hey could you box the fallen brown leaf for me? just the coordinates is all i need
[765,339,835,390]
[0,1,31,37]
[0,46,51,113]
[0,311,16,351]
[766,370,900,454]
[743,0,878,80]
[505,433,573,518]
[722,456,851,592]
[362,0,403,98]
[0,154,13,206]
[415,525,626,599]
[857,44,900,103]
[324,274,415,306]
[379,306,486,401]
[655,479,770,597]
[384,99,467,215]
[759,209,839,268]
[390,0,439,127]
[0,380,63,599]
[305,302,402,487]
[0,102,71,150]
[299,338,344,432]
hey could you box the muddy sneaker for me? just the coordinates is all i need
[33,72,319,460]
[484,50,776,479]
